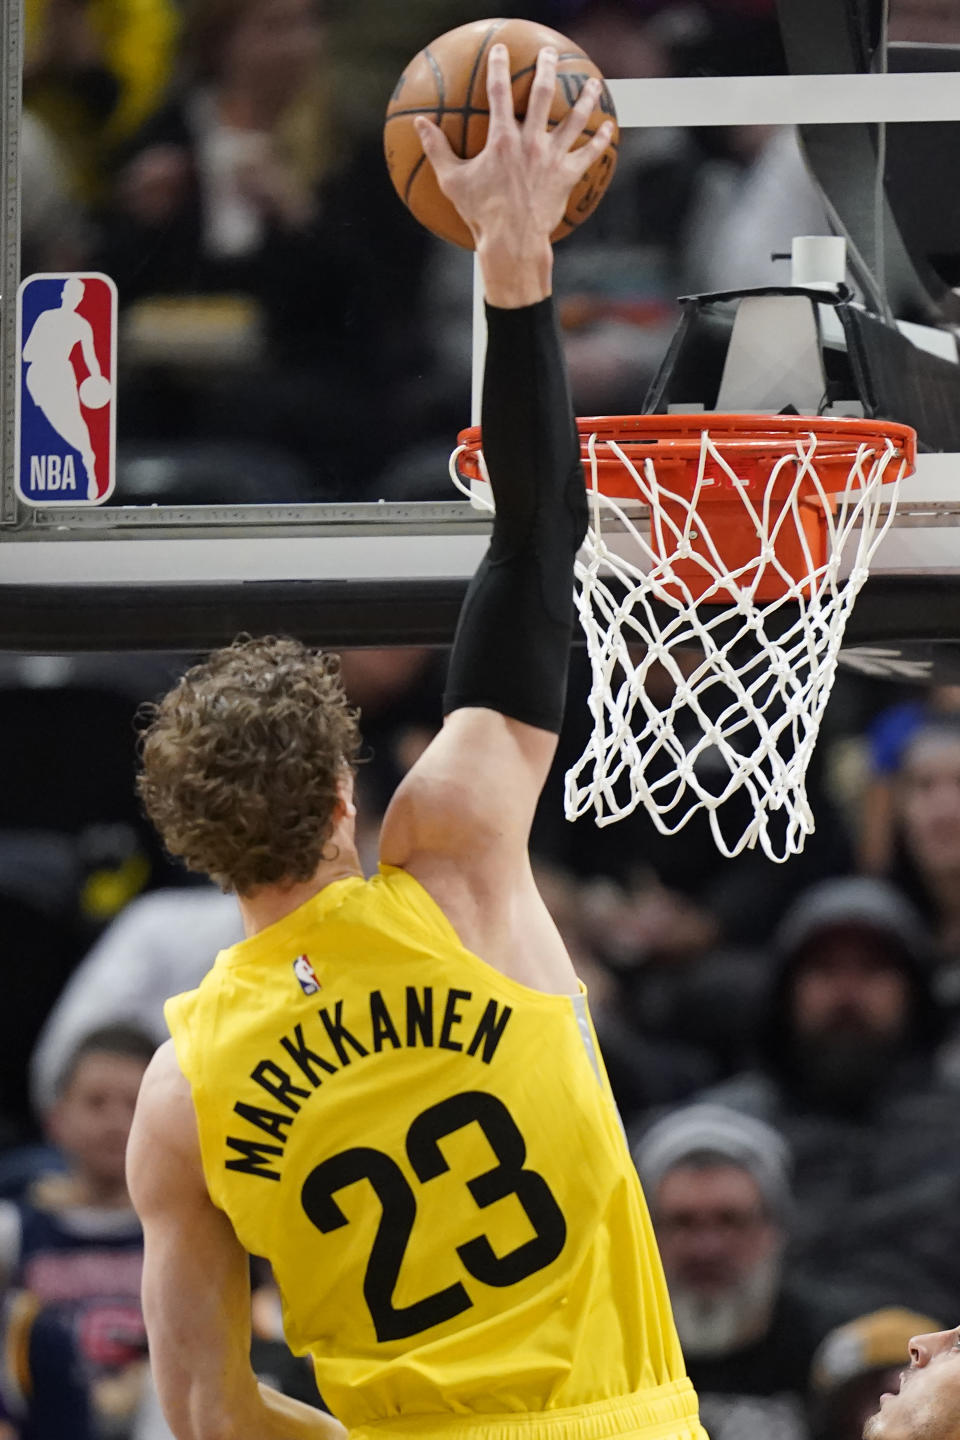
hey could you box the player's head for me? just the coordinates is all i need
[48,1024,156,1190]
[60,277,84,310]
[137,635,363,895]
[862,1325,960,1440]
[634,1105,791,1359]
[809,1309,945,1440]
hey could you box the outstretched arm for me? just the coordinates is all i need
[127,1042,346,1440]
[380,45,611,915]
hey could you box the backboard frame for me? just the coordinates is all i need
[1,0,20,532]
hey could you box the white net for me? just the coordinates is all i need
[566,424,906,862]
[450,419,908,865]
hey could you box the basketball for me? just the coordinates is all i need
[79,374,112,409]
[384,18,619,249]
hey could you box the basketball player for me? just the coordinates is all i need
[862,1325,960,1439]
[127,42,707,1440]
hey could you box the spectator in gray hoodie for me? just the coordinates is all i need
[701,876,960,1321]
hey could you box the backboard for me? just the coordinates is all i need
[3,0,960,660]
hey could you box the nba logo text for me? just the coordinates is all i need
[16,272,118,506]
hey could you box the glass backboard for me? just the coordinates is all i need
[2,0,960,660]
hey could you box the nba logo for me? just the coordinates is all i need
[292,955,321,996]
[16,272,117,506]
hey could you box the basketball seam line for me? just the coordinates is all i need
[403,152,427,208]
[463,19,507,157]
[400,46,445,208]
[424,45,445,115]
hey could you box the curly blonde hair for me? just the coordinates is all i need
[137,636,362,894]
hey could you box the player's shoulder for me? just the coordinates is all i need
[128,1041,204,1212]
[138,1039,194,1119]
[134,1040,200,1155]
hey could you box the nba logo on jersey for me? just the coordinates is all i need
[292,955,321,995]
[16,272,118,506]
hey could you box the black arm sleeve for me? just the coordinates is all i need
[442,297,587,733]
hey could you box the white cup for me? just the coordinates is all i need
[791,235,847,290]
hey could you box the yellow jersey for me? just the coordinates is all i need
[165,866,693,1431]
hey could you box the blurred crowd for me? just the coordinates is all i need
[10,0,960,1436]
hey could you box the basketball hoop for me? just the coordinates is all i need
[452,413,916,863]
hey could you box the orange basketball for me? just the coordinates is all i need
[384,17,619,249]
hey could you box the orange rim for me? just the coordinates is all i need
[455,412,917,495]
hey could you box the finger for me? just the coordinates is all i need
[485,42,518,143]
[523,45,558,136]
[414,115,459,181]
[551,75,604,153]
[565,118,615,182]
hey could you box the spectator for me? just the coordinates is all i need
[634,1103,821,1440]
[702,875,960,1319]
[877,716,960,958]
[0,1026,156,1440]
[856,710,960,1082]
[98,0,429,499]
[857,691,960,880]
[682,124,832,295]
[24,0,180,205]
[30,886,242,1117]
[0,1291,97,1440]
[808,1308,944,1440]
[0,833,85,1153]
[20,111,92,275]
